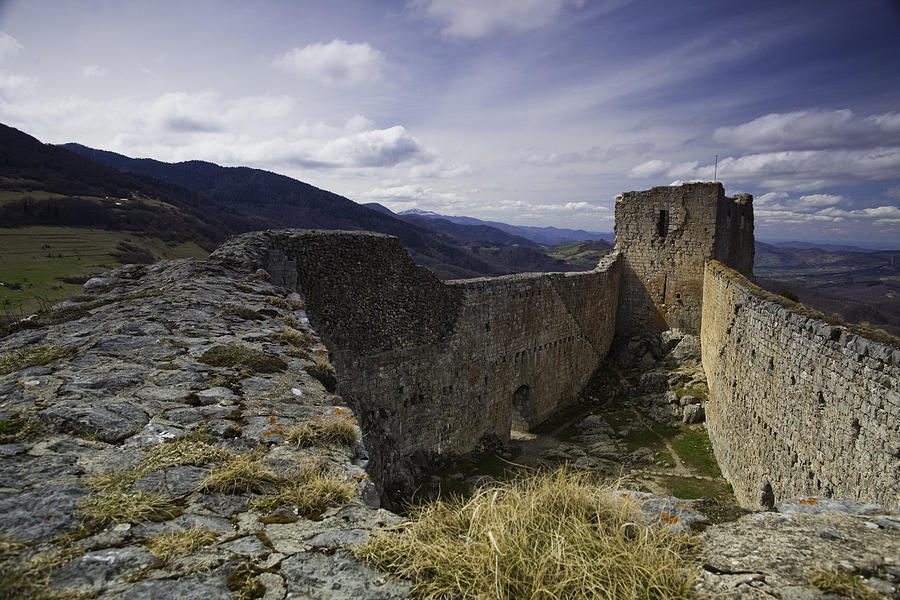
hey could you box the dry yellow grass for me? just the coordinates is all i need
[199,450,279,495]
[357,468,698,600]
[809,569,882,600]
[80,490,179,525]
[144,527,220,562]
[0,344,75,375]
[284,414,359,447]
[250,465,354,516]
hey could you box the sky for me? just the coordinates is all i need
[1,0,899,247]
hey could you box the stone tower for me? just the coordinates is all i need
[614,182,753,335]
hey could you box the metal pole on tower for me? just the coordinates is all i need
[714,154,718,182]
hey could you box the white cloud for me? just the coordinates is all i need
[274,39,384,86]
[713,109,900,152]
[0,32,23,63]
[80,65,107,79]
[794,194,842,208]
[1,87,431,172]
[364,184,464,204]
[629,159,670,177]
[149,92,223,133]
[756,191,788,205]
[818,205,900,220]
[665,148,900,190]
[411,0,582,37]
[314,126,429,167]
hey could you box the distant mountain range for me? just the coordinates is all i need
[0,123,590,280]
[377,206,614,246]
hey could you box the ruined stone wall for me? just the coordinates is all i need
[701,260,900,510]
[212,231,621,501]
[614,183,753,335]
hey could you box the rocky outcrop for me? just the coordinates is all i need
[0,258,408,599]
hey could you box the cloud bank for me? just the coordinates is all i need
[274,39,384,86]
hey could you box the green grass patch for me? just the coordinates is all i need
[140,437,231,472]
[672,383,708,402]
[654,451,676,469]
[0,226,207,316]
[603,409,635,430]
[0,413,41,443]
[0,344,75,374]
[623,422,678,454]
[358,467,698,600]
[200,345,287,374]
[657,475,731,502]
[670,428,721,477]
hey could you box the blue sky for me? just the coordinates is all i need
[1,0,899,245]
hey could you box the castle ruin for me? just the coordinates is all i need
[211,182,899,511]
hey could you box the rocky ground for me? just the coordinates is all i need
[0,256,897,599]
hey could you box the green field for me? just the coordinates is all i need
[0,227,208,316]
[546,240,612,269]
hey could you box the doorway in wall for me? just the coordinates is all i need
[510,384,536,440]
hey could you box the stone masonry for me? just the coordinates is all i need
[701,260,900,510]
[207,183,898,512]
[614,182,753,335]
[211,231,621,502]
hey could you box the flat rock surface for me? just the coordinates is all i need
[697,507,900,598]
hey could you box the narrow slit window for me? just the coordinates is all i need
[656,209,669,237]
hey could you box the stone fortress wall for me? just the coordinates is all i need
[614,183,753,335]
[701,260,900,510]
[211,182,898,510]
[211,231,622,499]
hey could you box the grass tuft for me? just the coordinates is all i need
[809,569,882,600]
[304,357,337,392]
[284,414,359,448]
[141,437,232,472]
[264,295,305,310]
[144,526,220,562]
[357,467,698,600]
[0,543,88,600]
[249,465,353,517]
[80,490,180,525]
[200,451,278,495]
[0,344,75,375]
[199,344,287,374]
[272,327,315,348]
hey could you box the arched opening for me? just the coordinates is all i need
[510,384,535,439]
[760,482,775,510]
